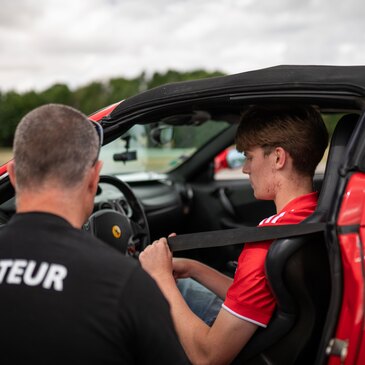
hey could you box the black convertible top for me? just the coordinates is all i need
[110,65,365,120]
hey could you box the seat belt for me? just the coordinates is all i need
[167,223,326,252]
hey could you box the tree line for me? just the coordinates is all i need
[0,68,339,148]
[0,70,224,147]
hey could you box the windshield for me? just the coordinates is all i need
[100,121,229,177]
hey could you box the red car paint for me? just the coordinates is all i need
[214,148,229,173]
[88,101,121,122]
[330,173,365,365]
[0,164,8,176]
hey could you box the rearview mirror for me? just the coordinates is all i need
[113,151,137,162]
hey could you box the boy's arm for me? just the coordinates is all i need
[140,239,258,365]
[173,258,233,299]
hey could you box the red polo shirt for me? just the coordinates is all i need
[223,192,318,327]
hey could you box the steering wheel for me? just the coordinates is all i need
[85,175,150,256]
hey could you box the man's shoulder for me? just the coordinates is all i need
[0,213,140,277]
[71,229,140,271]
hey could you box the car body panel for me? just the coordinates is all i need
[88,101,121,122]
[90,66,365,148]
[108,65,365,122]
[330,173,365,365]
[0,165,8,178]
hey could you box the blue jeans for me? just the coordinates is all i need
[177,278,223,326]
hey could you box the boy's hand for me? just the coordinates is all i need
[139,237,173,282]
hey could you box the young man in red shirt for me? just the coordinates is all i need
[140,104,329,365]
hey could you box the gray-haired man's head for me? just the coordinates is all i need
[13,104,99,192]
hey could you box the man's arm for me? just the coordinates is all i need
[140,240,258,365]
[120,264,190,364]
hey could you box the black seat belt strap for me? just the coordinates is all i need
[168,223,326,252]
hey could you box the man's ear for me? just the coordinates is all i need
[274,147,287,170]
[88,160,103,194]
[7,161,16,188]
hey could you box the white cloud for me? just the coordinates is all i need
[0,0,364,92]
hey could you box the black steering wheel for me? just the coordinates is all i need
[85,175,150,256]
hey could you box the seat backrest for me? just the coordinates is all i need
[233,114,358,365]
[314,113,359,219]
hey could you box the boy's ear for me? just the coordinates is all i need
[274,147,287,169]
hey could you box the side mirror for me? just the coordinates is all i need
[226,149,245,169]
[150,125,174,145]
[215,147,245,173]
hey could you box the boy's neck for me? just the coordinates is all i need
[274,176,313,213]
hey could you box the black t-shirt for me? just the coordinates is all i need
[0,212,189,364]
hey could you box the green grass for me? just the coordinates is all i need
[0,148,13,165]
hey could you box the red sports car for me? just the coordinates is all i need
[1,65,364,365]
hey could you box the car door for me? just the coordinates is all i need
[326,112,365,365]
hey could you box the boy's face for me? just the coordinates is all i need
[242,146,277,201]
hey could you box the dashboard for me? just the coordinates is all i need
[0,177,187,241]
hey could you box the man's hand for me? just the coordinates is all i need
[139,238,173,283]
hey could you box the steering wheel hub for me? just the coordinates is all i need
[85,175,150,256]
[86,209,132,254]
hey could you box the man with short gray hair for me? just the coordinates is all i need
[0,104,189,364]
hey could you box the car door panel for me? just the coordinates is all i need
[187,179,275,234]
[129,181,186,241]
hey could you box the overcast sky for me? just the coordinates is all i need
[1,0,365,93]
